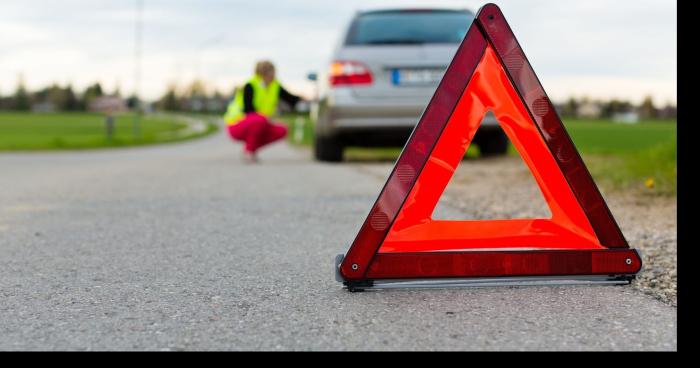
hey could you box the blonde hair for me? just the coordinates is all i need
[255,60,275,77]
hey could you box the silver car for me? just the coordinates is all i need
[311,8,506,162]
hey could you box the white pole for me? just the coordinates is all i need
[294,116,305,143]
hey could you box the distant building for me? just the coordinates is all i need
[612,111,640,124]
[88,96,128,113]
[577,101,602,119]
[31,102,56,113]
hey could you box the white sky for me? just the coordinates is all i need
[0,0,677,105]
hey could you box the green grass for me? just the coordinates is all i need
[559,119,676,155]
[584,137,676,196]
[563,119,676,196]
[279,113,677,195]
[0,112,218,151]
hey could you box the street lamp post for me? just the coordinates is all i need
[133,0,143,140]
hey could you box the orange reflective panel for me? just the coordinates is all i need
[379,46,602,253]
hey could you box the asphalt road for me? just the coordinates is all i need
[0,127,677,351]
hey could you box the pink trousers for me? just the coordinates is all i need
[227,113,288,153]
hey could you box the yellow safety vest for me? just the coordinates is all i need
[224,75,280,125]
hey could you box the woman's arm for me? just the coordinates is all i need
[279,86,301,110]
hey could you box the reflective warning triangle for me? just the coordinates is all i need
[338,3,641,290]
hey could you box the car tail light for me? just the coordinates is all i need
[329,61,373,86]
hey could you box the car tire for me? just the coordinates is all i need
[477,129,509,156]
[314,136,344,162]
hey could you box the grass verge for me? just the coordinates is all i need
[585,138,677,196]
[0,112,218,151]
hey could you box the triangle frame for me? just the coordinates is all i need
[338,3,641,289]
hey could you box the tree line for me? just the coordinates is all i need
[556,96,676,120]
[1,78,677,121]
[154,82,677,121]
[0,79,134,112]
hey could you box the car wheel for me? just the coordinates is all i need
[314,136,344,162]
[477,129,509,156]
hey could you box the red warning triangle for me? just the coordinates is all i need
[338,3,641,289]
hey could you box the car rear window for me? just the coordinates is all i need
[345,10,474,45]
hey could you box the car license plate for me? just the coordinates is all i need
[392,68,443,86]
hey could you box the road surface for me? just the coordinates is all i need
[0,126,676,350]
